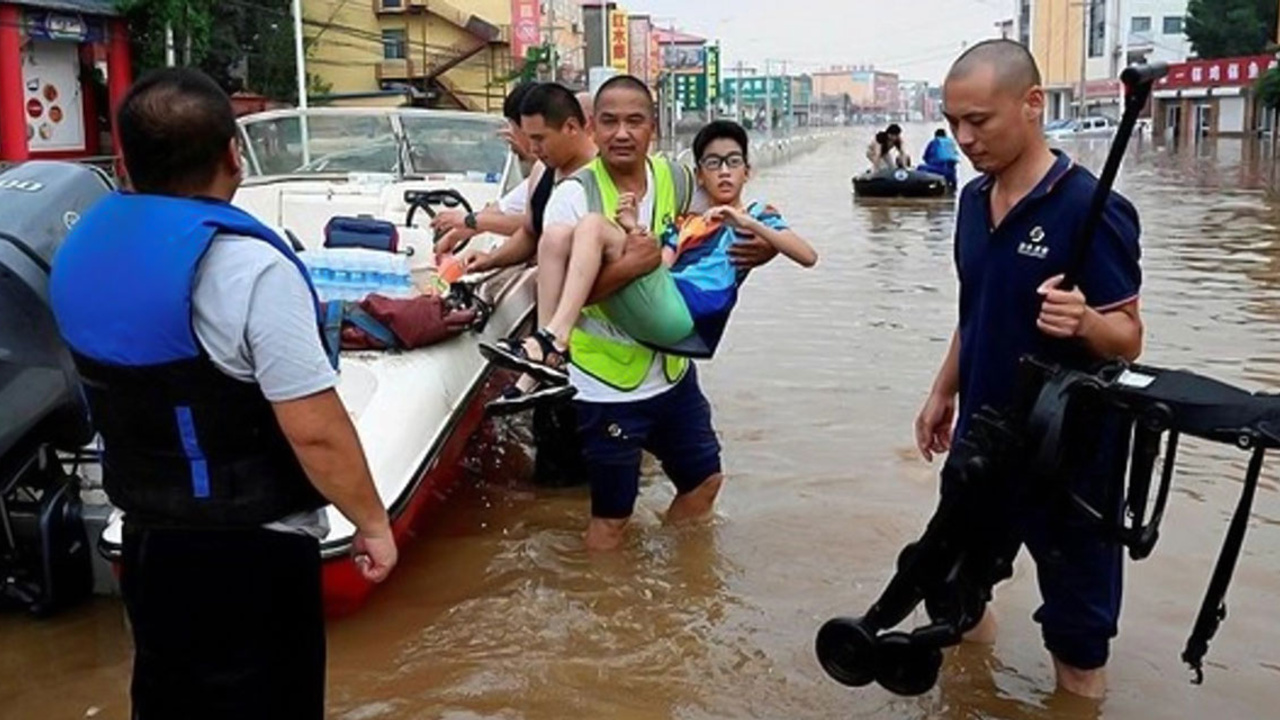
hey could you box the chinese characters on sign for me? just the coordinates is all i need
[610,9,629,72]
[628,16,651,83]
[510,0,542,61]
[705,45,720,103]
[649,33,662,86]
[1157,54,1278,89]
[674,73,707,112]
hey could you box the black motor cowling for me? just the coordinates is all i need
[0,161,112,460]
[1,161,113,615]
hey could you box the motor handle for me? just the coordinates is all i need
[1060,61,1169,292]
[1121,61,1170,90]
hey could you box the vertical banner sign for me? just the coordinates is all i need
[706,44,720,105]
[649,32,662,87]
[511,0,542,61]
[628,15,650,82]
[610,8,630,73]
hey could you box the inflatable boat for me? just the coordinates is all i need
[852,167,951,199]
[1,108,536,618]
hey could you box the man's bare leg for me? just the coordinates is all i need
[585,517,629,551]
[666,474,723,523]
[537,225,574,327]
[543,214,628,343]
[507,226,578,395]
[1053,657,1106,699]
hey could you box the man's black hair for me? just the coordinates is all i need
[693,120,750,165]
[935,128,947,138]
[503,80,539,123]
[595,74,653,113]
[886,123,902,135]
[116,67,236,195]
[520,82,586,128]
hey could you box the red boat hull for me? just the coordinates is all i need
[321,369,502,618]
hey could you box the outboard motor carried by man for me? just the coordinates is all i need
[0,161,112,615]
[816,63,1277,695]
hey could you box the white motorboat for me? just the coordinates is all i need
[1,107,535,617]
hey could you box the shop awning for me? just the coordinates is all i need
[12,1,120,17]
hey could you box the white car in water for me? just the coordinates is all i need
[1045,115,1119,140]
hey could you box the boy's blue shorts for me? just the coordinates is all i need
[574,368,722,520]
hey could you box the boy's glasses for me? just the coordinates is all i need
[698,153,746,171]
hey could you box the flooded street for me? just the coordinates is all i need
[4,126,1280,719]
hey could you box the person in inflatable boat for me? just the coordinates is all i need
[919,127,961,188]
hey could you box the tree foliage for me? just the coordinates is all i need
[1185,0,1278,59]
[114,0,328,102]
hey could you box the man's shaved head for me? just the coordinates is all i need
[946,39,1041,96]
[942,39,1048,176]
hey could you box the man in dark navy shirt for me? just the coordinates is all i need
[915,40,1143,699]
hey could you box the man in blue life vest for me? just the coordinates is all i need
[920,127,961,189]
[49,68,397,719]
[915,41,1143,699]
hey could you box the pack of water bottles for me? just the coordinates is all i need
[301,248,417,302]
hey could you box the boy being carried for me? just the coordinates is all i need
[482,120,817,388]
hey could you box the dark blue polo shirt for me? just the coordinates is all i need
[954,150,1141,438]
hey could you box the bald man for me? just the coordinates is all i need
[914,39,1144,698]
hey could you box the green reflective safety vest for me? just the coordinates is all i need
[564,155,694,392]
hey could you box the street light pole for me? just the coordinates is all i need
[1078,0,1089,119]
[548,0,557,82]
[292,0,310,165]
[600,1,609,68]
[735,59,743,122]
[764,58,772,136]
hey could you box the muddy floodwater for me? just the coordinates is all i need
[3,127,1280,719]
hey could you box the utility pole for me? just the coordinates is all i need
[547,0,558,82]
[764,59,772,136]
[600,1,609,68]
[1078,0,1089,119]
[734,59,744,122]
[669,20,678,149]
[781,59,789,130]
[291,0,310,165]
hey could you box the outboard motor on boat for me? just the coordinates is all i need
[0,161,112,615]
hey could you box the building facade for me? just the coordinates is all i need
[1016,0,1191,121]
[898,80,930,121]
[1152,54,1278,143]
[304,0,513,113]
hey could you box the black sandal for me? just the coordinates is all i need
[485,381,577,416]
[479,328,571,384]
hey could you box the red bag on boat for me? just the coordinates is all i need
[328,294,477,353]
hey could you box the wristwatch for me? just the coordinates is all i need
[463,212,478,230]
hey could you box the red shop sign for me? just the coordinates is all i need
[1157,54,1277,89]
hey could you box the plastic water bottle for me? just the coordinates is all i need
[347,251,369,297]
[373,253,396,295]
[303,252,332,302]
[329,251,352,299]
[382,254,412,298]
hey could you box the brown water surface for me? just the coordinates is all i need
[4,127,1280,719]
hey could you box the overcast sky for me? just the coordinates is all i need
[629,0,1012,85]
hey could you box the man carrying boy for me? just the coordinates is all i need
[481,76,787,550]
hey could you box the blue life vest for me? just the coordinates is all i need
[50,192,330,526]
